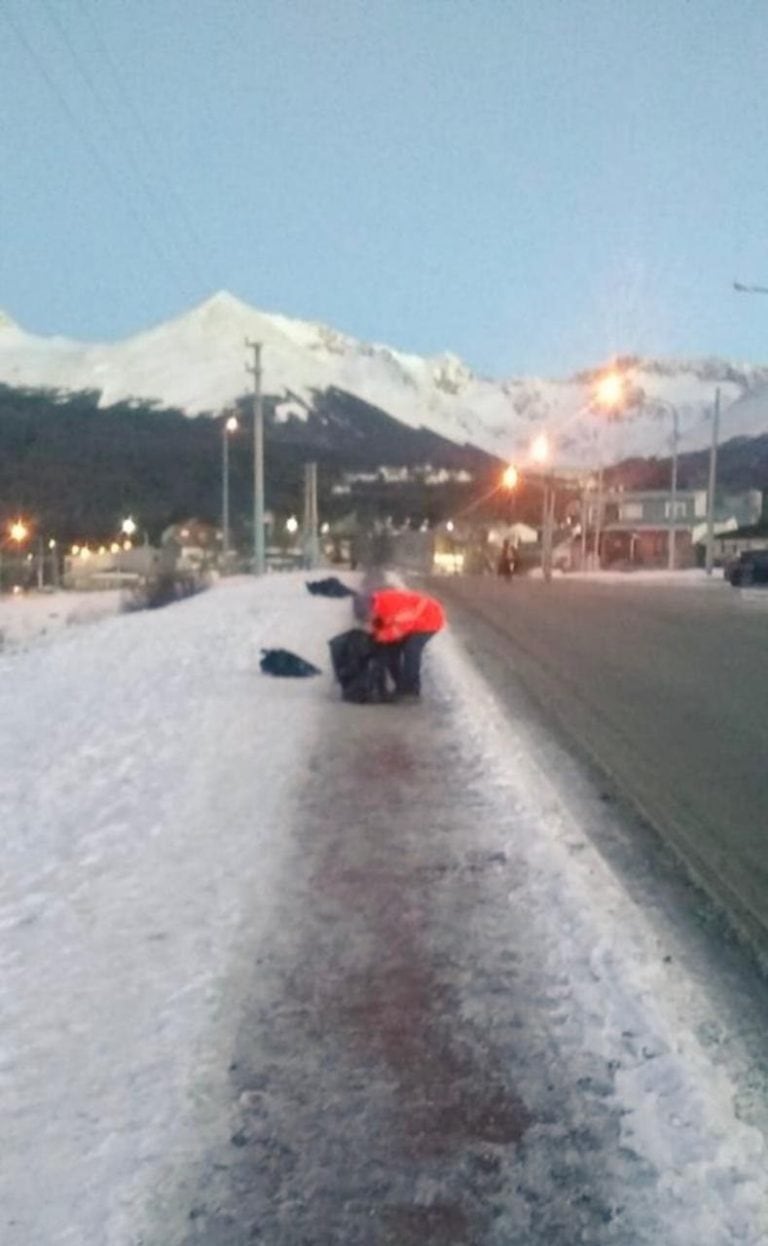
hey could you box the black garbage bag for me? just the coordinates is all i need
[305,577,356,598]
[328,629,390,703]
[260,648,321,677]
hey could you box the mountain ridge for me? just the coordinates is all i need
[2,291,768,467]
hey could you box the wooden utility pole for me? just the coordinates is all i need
[303,462,319,568]
[705,387,721,576]
[245,341,265,575]
[668,407,680,571]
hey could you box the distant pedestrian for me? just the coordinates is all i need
[368,587,445,699]
[497,539,515,580]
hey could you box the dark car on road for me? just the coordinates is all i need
[726,549,768,587]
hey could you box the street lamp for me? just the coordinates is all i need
[594,372,624,411]
[646,399,681,570]
[9,520,29,543]
[502,439,557,581]
[528,435,557,582]
[121,517,137,538]
[589,370,628,570]
[222,414,239,564]
[529,433,550,466]
[285,515,299,536]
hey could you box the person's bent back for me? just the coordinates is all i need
[369,589,445,697]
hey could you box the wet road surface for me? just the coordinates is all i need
[435,574,768,949]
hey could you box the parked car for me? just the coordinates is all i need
[726,549,768,587]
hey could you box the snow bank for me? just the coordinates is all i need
[569,567,727,586]
[0,573,357,1245]
[0,588,124,650]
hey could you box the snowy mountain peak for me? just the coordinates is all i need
[1,294,768,465]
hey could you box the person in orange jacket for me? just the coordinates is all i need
[369,587,446,698]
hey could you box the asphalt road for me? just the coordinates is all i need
[435,574,768,947]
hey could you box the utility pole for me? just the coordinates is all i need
[668,407,680,571]
[37,535,44,590]
[541,475,556,582]
[705,387,721,576]
[580,483,589,571]
[303,462,319,569]
[222,420,231,563]
[593,464,605,571]
[245,341,265,575]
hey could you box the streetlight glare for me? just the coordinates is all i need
[285,515,299,535]
[9,520,29,542]
[530,433,550,465]
[225,415,239,433]
[595,372,624,409]
[502,465,519,490]
[121,517,137,537]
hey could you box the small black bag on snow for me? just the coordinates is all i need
[305,577,356,598]
[260,648,321,677]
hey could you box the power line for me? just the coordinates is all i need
[2,2,195,300]
[74,0,215,278]
[36,0,206,291]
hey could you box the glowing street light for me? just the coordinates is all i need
[9,520,29,543]
[594,371,624,411]
[121,517,137,537]
[222,414,239,563]
[285,515,299,536]
[589,372,627,571]
[530,433,551,465]
[502,465,519,490]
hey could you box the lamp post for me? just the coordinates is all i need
[529,433,555,582]
[6,520,29,593]
[591,372,626,571]
[666,405,680,571]
[639,397,680,570]
[222,414,238,564]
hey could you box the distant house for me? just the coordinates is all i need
[598,490,707,568]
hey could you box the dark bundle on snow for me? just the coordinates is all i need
[260,649,321,677]
[305,577,356,599]
[329,629,389,703]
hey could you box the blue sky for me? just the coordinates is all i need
[2,0,767,377]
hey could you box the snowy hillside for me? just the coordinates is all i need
[2,291,768,467]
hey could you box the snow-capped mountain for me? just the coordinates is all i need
[1,291,768,468]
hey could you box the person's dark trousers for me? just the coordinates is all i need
[398,630,436,695]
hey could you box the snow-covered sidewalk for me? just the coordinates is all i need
[1,575,350,1245]
[3,574,768,1244]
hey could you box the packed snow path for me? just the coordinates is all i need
[2,577,768,1244]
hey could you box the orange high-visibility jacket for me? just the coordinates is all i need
[370,589,446,644]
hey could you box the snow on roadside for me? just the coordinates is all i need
[0,587,124,650]
[0,572,357,1246]
[526,567,727,585]
[434,627,768,1243]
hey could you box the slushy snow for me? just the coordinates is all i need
[2,574,768,1243]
